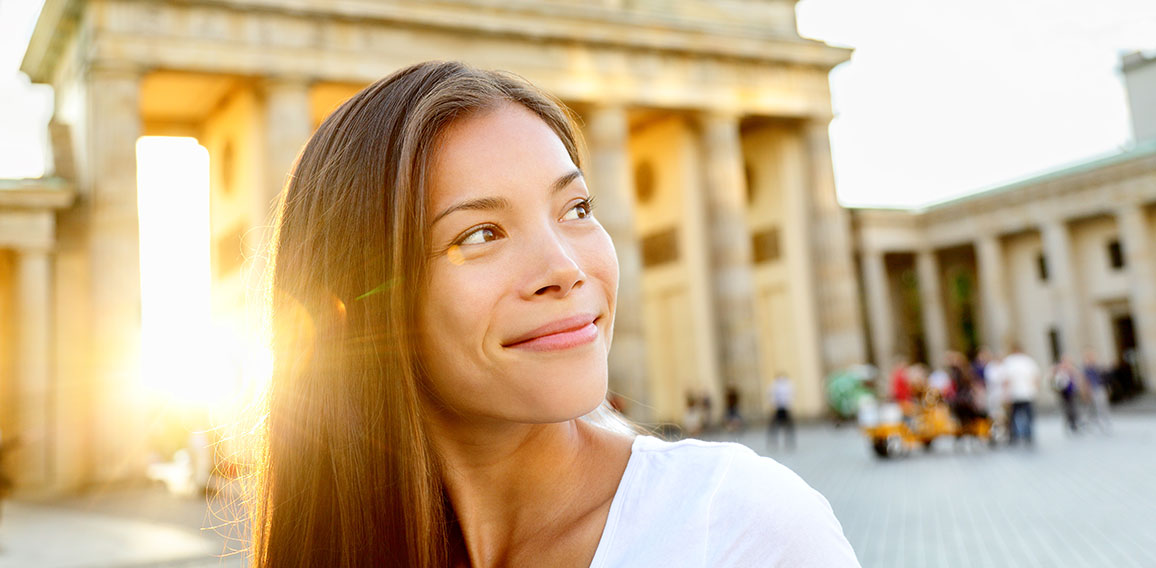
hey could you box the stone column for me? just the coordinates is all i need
[257,76,313,231]
[975,234,1012,354]
[1116,204,1156,385]
[696,112,762,417]
[861,249,895,370]
[85,64,143,483]
[247,77,313,284]
[583,104,650,419]
[15,249,52,487]
[916,248,948,367]
[803,119,867,372]
[1040,219,1082,359]
[779,130,825,416]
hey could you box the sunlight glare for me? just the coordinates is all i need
[136,137,229,408]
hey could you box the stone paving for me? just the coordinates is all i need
[1,399,1153,567]
[707,399,1156,568]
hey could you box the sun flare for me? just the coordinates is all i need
[136,136,268,419]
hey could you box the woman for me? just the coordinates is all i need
[255,61,858,567]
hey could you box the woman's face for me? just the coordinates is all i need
[418,102,618,425]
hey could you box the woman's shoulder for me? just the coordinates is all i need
[628,435,804,489]
[617,435,860,566]
[628,435,824,511]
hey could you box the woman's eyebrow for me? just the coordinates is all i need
[432,170,585,226]
[551,169,583,194]
[431,196,511,226]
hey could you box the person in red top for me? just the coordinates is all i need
[890,355,912,411]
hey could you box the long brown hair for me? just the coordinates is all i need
[253,62,586,567]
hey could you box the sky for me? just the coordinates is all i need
[1,0,1155,208]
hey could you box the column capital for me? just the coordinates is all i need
[693,110,742,129]
[1114,201,1146,221]
[582,104,629,150]
[259,74,315,90]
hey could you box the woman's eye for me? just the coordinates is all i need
[561,199,594,221]
[457,226,502,246]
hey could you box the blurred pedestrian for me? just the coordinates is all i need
[1082,350,1112,434]
[928,363,954,400]
[972,346,994,387]
[1002,343,1041,447]
[946,351,985,427]
[725,385,743,431]
[1050,356,1081,435]
[889,355,912,412]
[767,373,796,450]
[985,353,1008,438]
[905,363,929,400]
[684,391,705,436]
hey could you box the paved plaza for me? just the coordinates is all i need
[713,399,1156,568]
[1,399,1154,567]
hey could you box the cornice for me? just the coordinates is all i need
[95,0,849,70]
[0,178,77,210]
[20,0,83,83]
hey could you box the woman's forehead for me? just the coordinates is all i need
[426,103,576,208]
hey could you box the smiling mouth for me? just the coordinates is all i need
[503,315,600,352]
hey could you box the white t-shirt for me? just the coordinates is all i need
[588,436,860,567]
[1002,353,1041,402]
[768,377,794,410]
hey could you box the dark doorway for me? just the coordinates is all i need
[1110,314,1144,400]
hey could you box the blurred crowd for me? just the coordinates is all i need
[885,345,1139,446]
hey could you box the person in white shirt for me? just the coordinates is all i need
[984,356,1008,432]
[1001,343,1042,446]
[252,61,860,567]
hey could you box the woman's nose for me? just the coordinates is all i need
[522,231,585,299]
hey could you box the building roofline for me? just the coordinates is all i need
[20,0,80,83]
[848,139,1156,216]
[921,138,1156,212]
[20,0,850,85]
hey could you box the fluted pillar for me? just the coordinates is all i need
[916,248,948,367]
[15,249,52,487]
[975,234,1012,354]
[583,104,650,419]
[86,63,143,483]
[1040,219,1082,359]
[803,119,867,371]
[259,76,313,221]
[1116,204,1156,385]
[861,249,895,369]
[779,130,825,415]
[697,112,762,416]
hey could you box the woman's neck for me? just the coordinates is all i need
[431,417,632,567]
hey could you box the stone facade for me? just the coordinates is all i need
[8,0,865,493]
[853,141,1156,405]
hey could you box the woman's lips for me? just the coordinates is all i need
[504,315,599,352]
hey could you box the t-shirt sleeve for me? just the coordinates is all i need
[705,448,861,567]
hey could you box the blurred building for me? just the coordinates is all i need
[4,0,863,493]
[852,52,1156,406]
